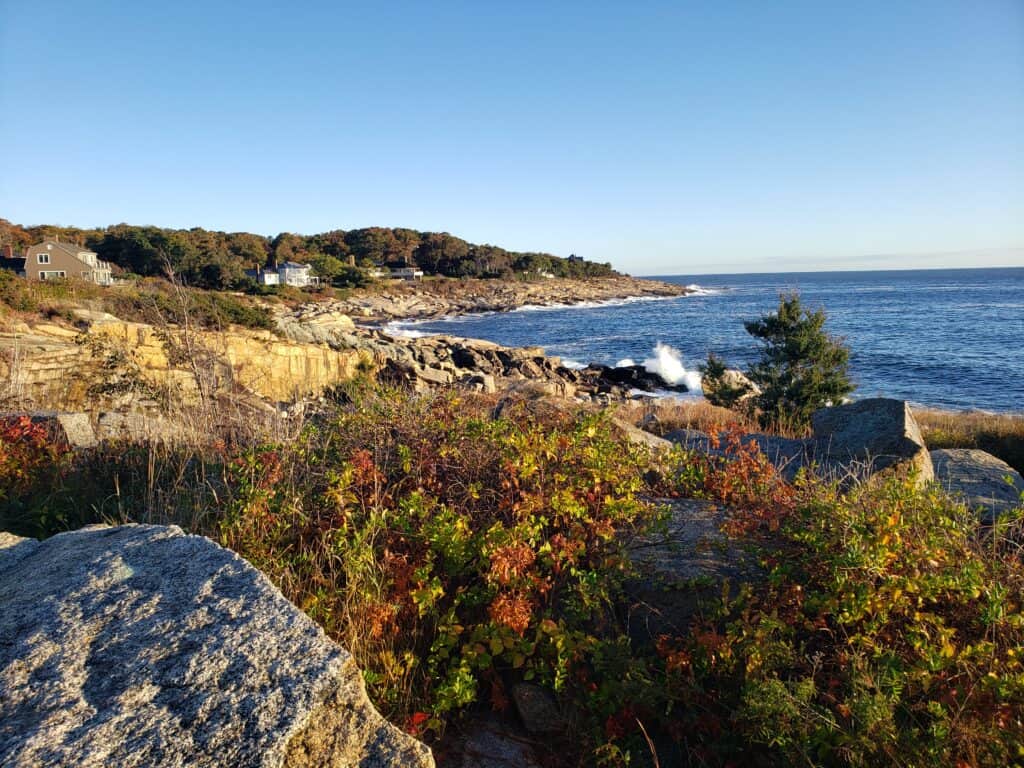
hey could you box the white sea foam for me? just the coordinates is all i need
[642,342,703,393]
[615,358,636,367]
[384,321,435,338]
[684,284,721,296]
[561,359,588,370]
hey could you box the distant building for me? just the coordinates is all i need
[245,266,280,286]
[567,254,583,263]
[245,262,319,288]
[278,261,319,287]
[390,267,424,281]
[7,241,114,285]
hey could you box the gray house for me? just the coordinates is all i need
[19,241,114,285]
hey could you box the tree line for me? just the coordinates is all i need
[0,219,615,289]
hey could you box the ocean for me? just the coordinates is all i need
[390,268,1024,413]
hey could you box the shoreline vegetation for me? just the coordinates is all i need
[2,386,1022,767]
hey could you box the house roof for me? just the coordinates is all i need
[279,261,311,270]
[0,257,26,272]
[27,241,113,271]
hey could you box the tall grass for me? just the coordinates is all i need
[917,408,1024,474]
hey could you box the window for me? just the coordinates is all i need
[39,271,66,280]
[37,253,50,264]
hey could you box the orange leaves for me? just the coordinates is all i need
[487,543,536,586]
[488,591,534,636]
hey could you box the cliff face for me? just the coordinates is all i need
[0,311,372,408]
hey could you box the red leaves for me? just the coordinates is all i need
[0,416,71,493]
[405,711,430,736]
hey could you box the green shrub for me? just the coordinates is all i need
[654,439,1024,766]
[745,293,855,430]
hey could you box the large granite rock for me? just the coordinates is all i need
[701,368,759,406]
[0,525,433,768]
[611,418,674,452]
[812,398,933,485]
[931,449,1024,521]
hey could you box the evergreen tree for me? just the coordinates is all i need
[745,293,854,430]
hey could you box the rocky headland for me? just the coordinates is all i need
[326,275,690,322]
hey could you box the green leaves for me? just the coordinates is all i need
[744,293,855,430]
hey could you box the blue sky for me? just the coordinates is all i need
[1,1,1021,274]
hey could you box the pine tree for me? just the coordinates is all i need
[744,293,855,430]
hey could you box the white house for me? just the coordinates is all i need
[246,262,319,288]
[279,262,320,287]
[246,266,280,285]
[391,267,424,281]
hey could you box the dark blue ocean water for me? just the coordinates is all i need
[392,268,1024,413]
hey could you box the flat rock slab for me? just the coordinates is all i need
[931,449,1024,520]
[0,525,432,768]
[626,498,762,638]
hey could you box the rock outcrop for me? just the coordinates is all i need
[811,398,933,485]
[662,398,933,486]
[931,449,1024,520]
[626,499,761,638]
[0,525,433,768]
[0,411,97,449]
[0,316,372,408]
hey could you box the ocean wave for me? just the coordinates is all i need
[384,322,434,338]
[684,284,721,296]
[511,294,684,314]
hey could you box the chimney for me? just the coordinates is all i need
[1,244,12,259]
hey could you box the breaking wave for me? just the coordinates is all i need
[642,342,703,392]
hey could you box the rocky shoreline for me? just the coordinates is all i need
[325,275,690,322]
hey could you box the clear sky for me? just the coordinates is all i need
[1,0,1022,274]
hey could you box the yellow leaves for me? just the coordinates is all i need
[540,618,559,634]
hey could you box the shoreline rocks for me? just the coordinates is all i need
[318,275,690,323]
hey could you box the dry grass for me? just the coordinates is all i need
[916,408,1024,474]
[615,397,753,437]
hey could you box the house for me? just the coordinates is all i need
[245,262,319,288]
[13,241,113,285]
[390,267,424,280]
[278,262,320,287]
[245,266,280,286]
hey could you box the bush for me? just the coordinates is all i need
[745,293,855,430]
[651,439,1024,767]
[5,387,1022,766]
[216,389,660,740]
